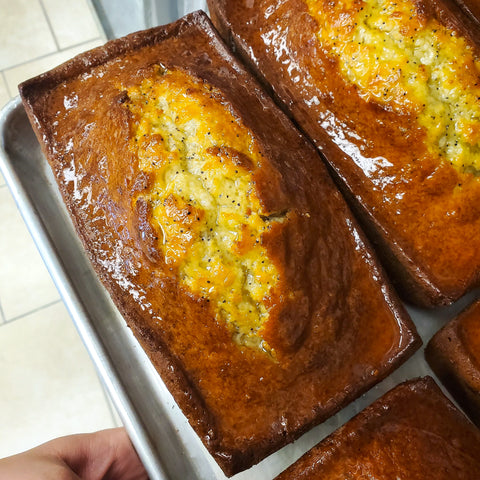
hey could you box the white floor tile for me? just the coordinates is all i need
[0,0,57,70]
[0,188,60,320]
[4,39,104,95]
[0,75,11,111]
[0,0,121,462]
[42,0,103,49]
[0,302,116,458]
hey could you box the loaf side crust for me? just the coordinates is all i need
[426,299,480,427]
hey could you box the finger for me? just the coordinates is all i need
[36,428,148,480]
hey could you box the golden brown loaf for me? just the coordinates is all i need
[275,377,480,479]
[208,0,480,307]
[19,11,420,476]
[426,299,480,427]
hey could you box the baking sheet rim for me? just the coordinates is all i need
[0,96,170,480]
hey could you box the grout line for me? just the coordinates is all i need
[2,37,103,74]
[4,298,62,324]
[38,0,61,51]
[1,71,13,99]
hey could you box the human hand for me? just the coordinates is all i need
[0,427,148,480]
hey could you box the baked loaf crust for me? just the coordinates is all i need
[426,300,480,427]
[275,377,480,479]
[454,0,480,26]
[19,11,420,476]
[208,0,480,307]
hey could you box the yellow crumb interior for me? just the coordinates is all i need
[305,0,480,172]
[125,68,282,352]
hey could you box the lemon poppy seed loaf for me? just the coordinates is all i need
[208,0,480,306]
[19,11,420,476]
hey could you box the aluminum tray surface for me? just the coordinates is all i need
[0,93,478,480]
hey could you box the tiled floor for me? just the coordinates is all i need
[0,0,121,459]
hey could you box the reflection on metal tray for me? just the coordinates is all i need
[91,0,209,39]
[0,87,478,480]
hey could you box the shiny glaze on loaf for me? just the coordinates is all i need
[19,12,420,476]
[275,377,480,479]
[426,300,480,427]
[305,0,480,173]
[208,0,480,306]
[460,303,480,367]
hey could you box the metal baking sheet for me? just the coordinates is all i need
[1,95,478,479]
